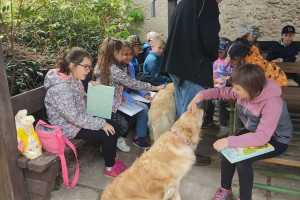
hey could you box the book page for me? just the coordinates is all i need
[129,93,151,103]
[118,102,144,116]
[86,83,115,119]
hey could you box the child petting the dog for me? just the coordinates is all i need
[94,38,163,149]
[188,64,293,200]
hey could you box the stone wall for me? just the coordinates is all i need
[135,0,300,42]
[133,0,168,41]
[217,0,300,41]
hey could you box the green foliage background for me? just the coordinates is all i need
[0,0,144,95]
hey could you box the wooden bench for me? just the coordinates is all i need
[253,62,300,199]
[11,86,86,200]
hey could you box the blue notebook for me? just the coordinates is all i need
[221,143,275,164]
[87,83,115,119]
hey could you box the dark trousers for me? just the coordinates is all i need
[76,126,118,167]
[221,130,288,200]
[203,100,215,124]
[111,111,128,137]
[219,100,229,127]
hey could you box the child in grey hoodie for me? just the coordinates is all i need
[44,47,126,177]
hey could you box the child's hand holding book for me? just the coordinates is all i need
[213,138,229,152]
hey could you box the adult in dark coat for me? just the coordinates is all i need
[162,0,221,165]
[162,0,220,115]
[163,0,220,85]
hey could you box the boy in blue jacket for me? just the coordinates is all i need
[142,37,170,85]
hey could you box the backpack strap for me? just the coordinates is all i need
[58,137,80,189]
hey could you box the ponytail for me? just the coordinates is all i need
[95,38,123,85]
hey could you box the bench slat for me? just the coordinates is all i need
[278,62,300,74]
[261,158,300,168]
[282,87,300,112]
[11,86,46,115]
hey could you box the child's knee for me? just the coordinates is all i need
[236,160,252,172]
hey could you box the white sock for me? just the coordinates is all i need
[105,167,112,171]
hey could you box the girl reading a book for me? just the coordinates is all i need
[94,38,163,149]
[44,47,127,178]
[188,64,293,200]
[121,41,153,149]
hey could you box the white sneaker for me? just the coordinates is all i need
[117,137,131,152]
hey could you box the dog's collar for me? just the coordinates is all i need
[172,130,191,146]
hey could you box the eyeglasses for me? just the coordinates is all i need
[78,64,92,70]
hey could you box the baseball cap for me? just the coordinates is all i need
[127,35,142,46]
[281,25,296,35]
[219,37,232,51]
[239,25,262,38]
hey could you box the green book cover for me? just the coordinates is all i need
[87,83,115,119]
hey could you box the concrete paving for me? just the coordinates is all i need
[51,129,300,200]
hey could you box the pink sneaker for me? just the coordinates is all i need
[104,160,127,177]
[212,187,233,200]
[115,159,128,172]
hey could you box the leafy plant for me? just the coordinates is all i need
[1,0,144,95]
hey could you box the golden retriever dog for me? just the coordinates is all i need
[100,109,204,200]
[148,83,176,142]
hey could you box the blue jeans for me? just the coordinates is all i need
[135,101,149,138]
[170,74,204,118]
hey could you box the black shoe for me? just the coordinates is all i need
[195,155,211,166]
[133,137,150,149]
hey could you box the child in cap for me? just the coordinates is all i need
[238,25,262,46]
[213,37,232,137]
[267,25,300,84]
[127,35,143,76]
[267,25,299,63]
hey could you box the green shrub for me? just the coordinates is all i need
[1,0,144,95]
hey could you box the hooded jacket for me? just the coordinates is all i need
[200,80,293,147]
[162,0,220,87]
[44,69,105,139]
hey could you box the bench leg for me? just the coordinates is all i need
[266,176,272,200]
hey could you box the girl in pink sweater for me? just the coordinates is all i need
[189,64,292,200]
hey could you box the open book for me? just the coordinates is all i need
[118,102,144,117]
[221,143,275,163]
[128,92,157,104]
[86,83,115,119]
[129,93,151,103]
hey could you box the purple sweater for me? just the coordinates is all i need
[198,80,293,147]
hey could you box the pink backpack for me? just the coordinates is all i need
[35,120,80,189]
